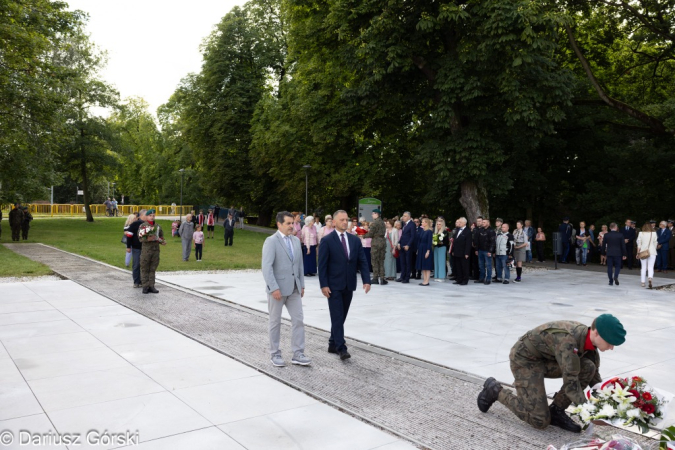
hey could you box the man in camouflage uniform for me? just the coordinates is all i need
[21,206,33,240]
[477,314,626,433]
[139,209,165,294]
[365,209,387,285]
[8,204,24,242]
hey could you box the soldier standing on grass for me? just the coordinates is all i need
[477,314,626,433]
[8,204,24,242]
[364,209,387,285]
[139,209,165,294]
[21,206,33,240]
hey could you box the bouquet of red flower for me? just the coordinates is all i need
[570,376,671,434]
[138,223,165,244]
[354,227,367,236]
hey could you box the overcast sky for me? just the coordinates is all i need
[65,0,247,115]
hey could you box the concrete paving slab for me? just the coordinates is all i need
[129,427,245,450]
[0,275,413,449]
[173,375,318,425]
[218,403,412,450]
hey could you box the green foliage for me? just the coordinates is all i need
[661,425,675,449]
[0,0,84,203]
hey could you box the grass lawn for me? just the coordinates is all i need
[0,244,53,277]
[0,218,268,274]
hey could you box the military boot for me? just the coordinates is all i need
[549,403,581,433]
[380,277,388,285]
[149,286,159,294]
[477,377,502,413]
[372,278,379,285]
[142,287,150,294]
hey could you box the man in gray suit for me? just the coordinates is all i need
[262,211,311,367]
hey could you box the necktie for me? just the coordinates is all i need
[285,236,293,261]
[341,233,348,258]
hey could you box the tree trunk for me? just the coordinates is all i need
[459,180,489,223]
[80,127,94,222]
[256,206,273,227]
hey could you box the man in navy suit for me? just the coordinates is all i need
[602,223,627,286]
[397,211,415,283]
[621,219,636,269]
[318,210,371,360]
[656,221,672,273]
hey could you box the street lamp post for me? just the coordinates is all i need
[179,169,185,222]
[302,165,311,216]
[112,182,116,199]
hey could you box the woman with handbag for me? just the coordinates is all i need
[636,222,657,288]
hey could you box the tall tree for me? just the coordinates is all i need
[0,0,84,203]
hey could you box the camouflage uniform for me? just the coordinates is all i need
[8,206,24,242]
[498,320,602,429]
[21,208,33,240]
[139,221,164,289]
[365,217,386,280]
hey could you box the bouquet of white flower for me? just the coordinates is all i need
[569,376,671,434]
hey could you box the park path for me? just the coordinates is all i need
[4,243,656,450]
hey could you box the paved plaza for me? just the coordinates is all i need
[1,243,672,449]
[159,267,675,425]
[0,279,413,450]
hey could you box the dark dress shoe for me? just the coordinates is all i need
[614,278,619,285]
[474,279,485,283]
[484,281,491,285]
[395,278,403,282]
[380,278,388,285]
[401,280,409,283]
[608,280,613,286]
[477,377,503,413]
[549,403,581,433]
[327,346,338,354]
[372,279,379,285]
[149,287,159,293]
[142,287,150,294]
[459,282,468,285]
[338,350,351,360]
[419,283,429,286]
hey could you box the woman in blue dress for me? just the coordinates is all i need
[416,218,434,286]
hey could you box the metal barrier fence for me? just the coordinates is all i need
[0,204,193,217]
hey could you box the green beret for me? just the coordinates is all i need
[372,209,381,214]
[146,209,156,215]
[595,314,626,346]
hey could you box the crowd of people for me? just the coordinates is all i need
[285,210,675,290]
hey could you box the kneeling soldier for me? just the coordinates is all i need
[477,314,626,432]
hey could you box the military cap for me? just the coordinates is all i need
[595,314,626,346]
[372,209,381,214]
[146,208,156,215]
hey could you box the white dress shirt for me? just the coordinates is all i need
[276,230,294,260]
[336,231,350,258]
